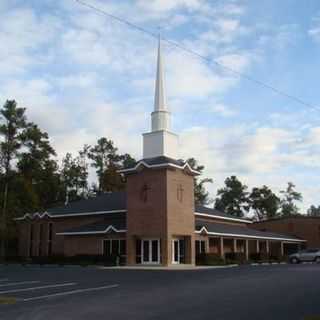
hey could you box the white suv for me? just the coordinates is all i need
[289,249,320,264]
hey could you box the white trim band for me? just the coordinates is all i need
[56,225,127,236]
[14,210,127,221]
[195,212,252,224]
[195,227,306,242]
[118,160,200,175]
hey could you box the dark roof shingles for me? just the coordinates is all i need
[195,220,303,241]
[61,214,126,234]
[195,205,252,222]
[47,192,126,216]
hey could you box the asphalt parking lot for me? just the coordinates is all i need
[0,264,319,320]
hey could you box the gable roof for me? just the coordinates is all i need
[47,192,126,216]
[195,205,252,224]
[195,220,305,242]
[119,156,200,175]
[15,192,126,220]
[16,191,251,224]
[56,214,126,235]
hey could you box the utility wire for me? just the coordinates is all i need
[74,0,320,113]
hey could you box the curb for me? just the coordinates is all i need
[250,262,287,266]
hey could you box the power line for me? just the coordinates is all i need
[74,0,320,113]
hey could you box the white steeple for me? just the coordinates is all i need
[142,37,179,159]
[154,36,166,112]
[151,36,171,132]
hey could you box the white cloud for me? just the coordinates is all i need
[0,7,61,75]
[209,104,237,117]
[309,14,320,42]
[137,0,202,13]
[166,51,237,97]
[216,53,252,72]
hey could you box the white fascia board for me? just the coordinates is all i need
[56,225,127,236]
[195,228,306,242]
[195,212,253,224]
[118,161,200,175]
[15,210,126,221]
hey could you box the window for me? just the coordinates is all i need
[195,240,206,255]
[48,223,53,256]
[103,239,126,257]
[136,239,141,263]
[39,224,43,256]
[29,224,34,257]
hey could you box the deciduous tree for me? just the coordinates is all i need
[214,176,250,217]
[249,185,280,221]
[186,158,213,206]
[0,100,27,258]
[279,182,302,216]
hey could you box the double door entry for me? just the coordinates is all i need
[141,239,160,264]
[140,238,186,264]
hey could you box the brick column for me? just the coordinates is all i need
[219,237,224,258]
[266,240,270,254]
[245,239,249,260]
[233,239,237,253]
[280,242,284,256]
[256,240,260,253]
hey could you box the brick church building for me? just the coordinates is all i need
[16,40,305,266]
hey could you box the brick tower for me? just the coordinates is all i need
[120,37,199,266]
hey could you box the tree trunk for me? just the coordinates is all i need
[0,182,8,260]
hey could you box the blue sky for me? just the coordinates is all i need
[1,0,320,212]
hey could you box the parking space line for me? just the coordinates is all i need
[0,281,40,288]
[0,282,76,294]
[0,279,8,282]
[20,284,119,302]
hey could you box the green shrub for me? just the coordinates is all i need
[196,253,225,266]
[224,252,247,264]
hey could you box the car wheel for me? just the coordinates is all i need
[315,257,320,264]
[290,257,299,264]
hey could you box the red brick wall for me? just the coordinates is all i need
[126,167,195,266]
[251,218,320,248]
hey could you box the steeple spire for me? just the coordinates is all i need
[154,35,167,111]
[142,37,179,159]
[151,36,171,132]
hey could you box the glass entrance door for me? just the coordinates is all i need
[172,239,185,264]
[172,239,180,264]
[141,239,160,264]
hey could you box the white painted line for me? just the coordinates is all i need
[0,282,76,294]
[0,278,8,282]
[20,284,119,302]
[0,281,40,288]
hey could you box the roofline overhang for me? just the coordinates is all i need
[56,225,127,236]
[14,209,127,221]
[195,227,306,242]
[195,212,253,224]
[15,210,251,223]
[118,160,200,175]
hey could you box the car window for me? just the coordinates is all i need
[307,249,319,253]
